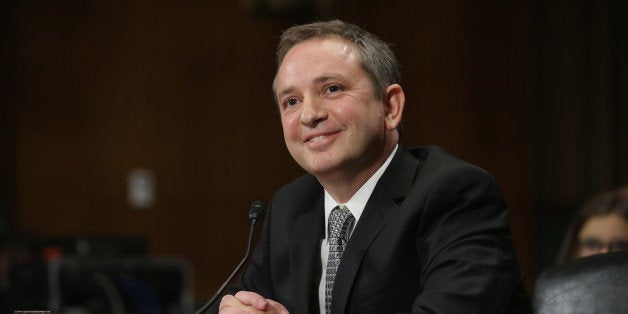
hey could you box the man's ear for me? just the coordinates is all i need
[383,84,405,131]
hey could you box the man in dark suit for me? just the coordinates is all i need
[217,20,529,313]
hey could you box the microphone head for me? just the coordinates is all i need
[249,200,266,221]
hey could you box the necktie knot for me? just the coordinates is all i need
[328,205,355,241]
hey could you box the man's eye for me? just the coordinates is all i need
[326,85,342,93]
[285,98,299,107]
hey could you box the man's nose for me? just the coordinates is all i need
[300,97,327,126]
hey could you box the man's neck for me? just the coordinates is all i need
[318,143,398,203]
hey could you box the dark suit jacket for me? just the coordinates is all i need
[217,145,530,313]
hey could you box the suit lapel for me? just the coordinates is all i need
[331,145,419,313]
[289,196,325,313]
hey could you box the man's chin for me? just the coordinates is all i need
[305,162,348,180]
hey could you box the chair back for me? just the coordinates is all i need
[532,250,628,313]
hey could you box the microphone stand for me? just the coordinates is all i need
[194,216,259,314]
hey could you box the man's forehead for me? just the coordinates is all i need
[283,36,357,62]
[279,39,358,75]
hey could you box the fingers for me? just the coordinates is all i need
[233,291,270,310]
[266,299,289,313]
[218,292,289,314]
[218,294,243,312]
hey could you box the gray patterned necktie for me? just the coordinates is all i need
[325,205,355,314]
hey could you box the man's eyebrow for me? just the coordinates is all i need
[277,87,295,99]
[314,74,342,84]
[277,74,344,98]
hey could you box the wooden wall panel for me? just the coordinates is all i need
[7,0,533,299]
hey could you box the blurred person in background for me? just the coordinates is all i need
[556,185,628,263]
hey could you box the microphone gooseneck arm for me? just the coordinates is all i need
[194,201,265,314]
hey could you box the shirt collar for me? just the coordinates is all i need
[324,144,398,234]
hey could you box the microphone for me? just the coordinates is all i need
[248,200,265,226]
[194,200,266,314]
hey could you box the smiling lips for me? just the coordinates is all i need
[304,129,342,143]
[309,135,327,142]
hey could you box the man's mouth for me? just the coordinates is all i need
[308,134,329,142]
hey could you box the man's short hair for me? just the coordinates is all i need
[273,20,401,101]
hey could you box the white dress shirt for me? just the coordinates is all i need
[317,144,398,313]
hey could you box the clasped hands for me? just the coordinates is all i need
[219,291,290,314]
